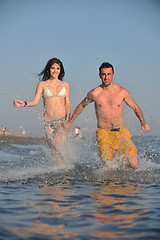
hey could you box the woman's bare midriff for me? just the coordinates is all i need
[43,98,66,122]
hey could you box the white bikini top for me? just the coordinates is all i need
[43,82,66,98]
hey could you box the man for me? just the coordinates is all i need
[66,62,150,168]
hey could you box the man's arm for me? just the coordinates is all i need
[124,90,150,132]
[65,92,93,130]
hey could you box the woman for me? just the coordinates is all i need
[14,58,71,165]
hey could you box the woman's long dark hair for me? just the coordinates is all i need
[38,58,65,81]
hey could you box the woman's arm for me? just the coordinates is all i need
[14,81,44,108]
[64,82,71,121]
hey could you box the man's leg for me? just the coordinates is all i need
[96,128,114,167]
[128,154,139,169]
[118,126,139,169]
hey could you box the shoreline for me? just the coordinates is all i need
[0,135,47,145]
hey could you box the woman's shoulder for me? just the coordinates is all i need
[62,81,70,88]
[38,80,44,84]
[37,80,47,90]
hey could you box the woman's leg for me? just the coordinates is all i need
[46,124,65,166]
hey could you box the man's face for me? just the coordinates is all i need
[99,68,115,86]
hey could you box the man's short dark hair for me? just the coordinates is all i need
[99,62,114,73]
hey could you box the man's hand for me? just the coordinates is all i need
[65,120,73,131]
[142,124,151,132]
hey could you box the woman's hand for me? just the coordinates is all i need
[13,100,25,107]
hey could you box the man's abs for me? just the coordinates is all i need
[96,114,123,130]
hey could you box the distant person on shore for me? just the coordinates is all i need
[77,127,82,140]
[74,126,78,139]
[14,58,71,165]
[2,125,6,136]
[66,62,150,170]
[20,126,26,137]
[74,126,82,140]
[74,126,79,138]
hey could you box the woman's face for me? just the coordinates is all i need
[50,63,61,79]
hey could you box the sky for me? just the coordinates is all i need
[0,0,160,136]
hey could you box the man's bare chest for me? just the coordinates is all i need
[95,93,124,109]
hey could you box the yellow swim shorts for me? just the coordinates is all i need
[96,126,137,161]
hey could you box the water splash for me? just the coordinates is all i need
[0,135,160,184]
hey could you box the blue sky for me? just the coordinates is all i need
[0,0,160,136]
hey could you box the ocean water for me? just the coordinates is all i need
[0,135,160,240]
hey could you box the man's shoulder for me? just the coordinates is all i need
[114,84,128,93]
[85,86,101,101]
[89,85,102,94]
